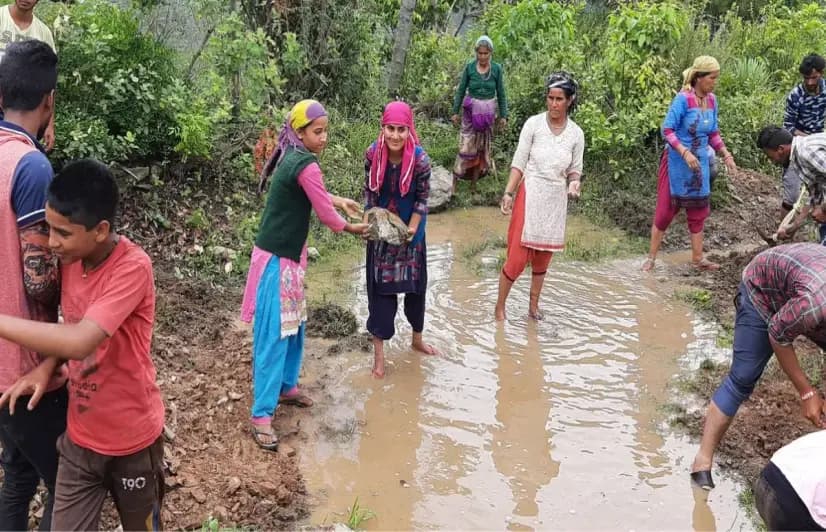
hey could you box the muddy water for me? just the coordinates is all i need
[302,208,751,531]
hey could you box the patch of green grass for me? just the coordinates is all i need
[561,230,647,262]
[738,487,767,532]
[716,324,734,349]
[346,497,376,531]
[201,516,253,532]
[674,288,713,313]
[460,235,507,274]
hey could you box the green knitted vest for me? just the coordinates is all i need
[254,149,317,261]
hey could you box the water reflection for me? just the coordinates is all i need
[302,209,746,531]
[491,322,559,524]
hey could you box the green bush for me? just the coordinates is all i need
[41,0,180,162]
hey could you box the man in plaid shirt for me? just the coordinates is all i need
[758,126,826,242]
[690,243,826,491]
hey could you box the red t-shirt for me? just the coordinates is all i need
[60,236,164,456]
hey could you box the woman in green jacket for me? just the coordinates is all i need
[451,35,508,193]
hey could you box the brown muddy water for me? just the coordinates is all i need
[301,208,752,531]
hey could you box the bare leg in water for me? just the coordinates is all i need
[412,331,439,355]
[372,336,387,378]
[642,223,665,272]
[372,332,439,379]
[495,271,514,321]
[691,401,733,482]
[690,231,719,270]
[528,272,546,320]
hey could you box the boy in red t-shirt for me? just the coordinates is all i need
[0,159,165,530]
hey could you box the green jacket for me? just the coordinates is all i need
[452,60,508,118]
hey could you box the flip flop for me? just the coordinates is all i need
[250,424,278,451]
[691,470,715,490]
[279,391,314,408]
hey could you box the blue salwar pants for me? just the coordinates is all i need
[251,257,305,421]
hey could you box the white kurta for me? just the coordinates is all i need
[510,112,585,251]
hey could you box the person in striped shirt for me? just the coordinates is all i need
[758,125,826,242]
[781,55,826,213]
[690,244,826,491]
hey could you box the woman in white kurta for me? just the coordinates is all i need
[495,72,585,321]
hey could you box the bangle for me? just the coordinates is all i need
[801,389,816,401]
[504,191,514,198]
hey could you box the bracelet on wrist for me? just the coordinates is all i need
[504,191,514,198]
[801,389,816,401]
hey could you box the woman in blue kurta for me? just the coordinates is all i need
[642,56,737,272]
[364,101,438,378]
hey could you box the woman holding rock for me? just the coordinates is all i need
[363,101,438,378]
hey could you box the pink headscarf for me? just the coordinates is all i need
[368,101,420,197]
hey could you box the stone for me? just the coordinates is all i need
[228,391,243,401]
[208,246,238,260]
[190,487,207,504]
[365,207,409,246]
[126,166,150,181]
[428,165,453,213]
[307,247,320,261]
[277,443,296,457]
[226,477,242,495]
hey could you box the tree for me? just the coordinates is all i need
[387,0,417,97]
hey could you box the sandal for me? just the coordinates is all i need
[641,258,655,272]
[690,470,715,491]
[250,424,278,451]
[691,258,720,272]
[279,388,314,408]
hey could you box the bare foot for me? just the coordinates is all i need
[372,336,386,378]
[412,340,439,356]
[494,305,506,321]
[528,308,544,321]
[641,257,655,272]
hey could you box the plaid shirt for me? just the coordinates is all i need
[790,134,826,206]
[743,243,826,346]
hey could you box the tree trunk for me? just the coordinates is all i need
[387,0,417,97]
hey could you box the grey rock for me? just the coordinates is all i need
[428,165,453,213]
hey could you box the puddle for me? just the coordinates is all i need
[302,208,752,531]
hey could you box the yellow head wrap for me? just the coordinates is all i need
[288,99,327,130]
[682,56,721,90]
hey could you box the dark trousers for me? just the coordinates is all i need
[0,386,68,531]
[367,290,426,340]
[755,461,825,531]
[52,434,164,531]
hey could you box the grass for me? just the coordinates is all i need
[201,517,253,532]
[346,497,376,531]
[738,487,767,532]
[716,323,734,349]
[674,288,713,313]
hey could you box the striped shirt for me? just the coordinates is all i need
[790,133,826,206]
[784,79,826,135]
[742,243,826,346]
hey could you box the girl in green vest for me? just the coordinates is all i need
[241,99,367,450]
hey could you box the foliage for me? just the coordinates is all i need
[38,0,180,162]
[345,497,376,531]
